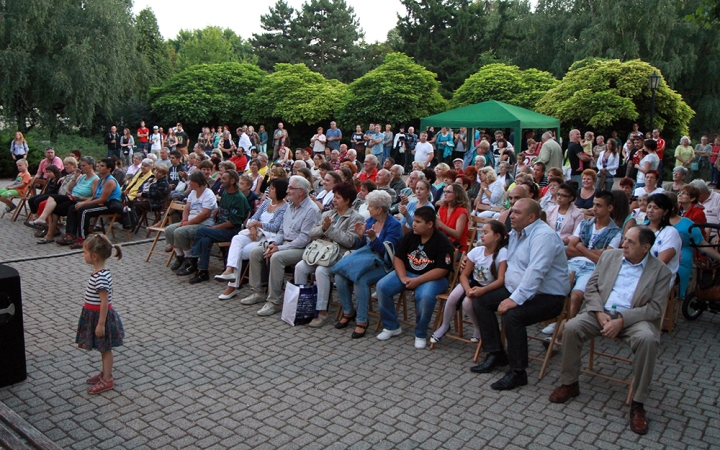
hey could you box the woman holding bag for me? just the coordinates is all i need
[214,179,289,300]
[294,182,365,328]
[332,190,404,339]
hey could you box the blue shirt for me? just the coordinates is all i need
[505,219,569,305]
[326,128,342,150]
[371,132,384,156]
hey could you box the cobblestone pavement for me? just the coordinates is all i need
[1,211,719,449]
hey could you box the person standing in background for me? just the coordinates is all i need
[136,121,150,155]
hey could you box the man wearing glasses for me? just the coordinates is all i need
[241,176,322,316]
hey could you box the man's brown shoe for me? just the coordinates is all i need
[630,403,649,435]
[549,382,580,403]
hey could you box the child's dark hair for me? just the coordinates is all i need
[84,234,122,261]
[485,219,507,279]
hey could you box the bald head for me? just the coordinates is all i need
[569,129,581,142]
[507,186,527,206]
[510,198,541,231]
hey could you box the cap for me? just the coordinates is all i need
[453,158,463,163]
[153,125,158,129]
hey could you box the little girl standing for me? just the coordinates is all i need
[76,234,124,394]
[430,220,508,344]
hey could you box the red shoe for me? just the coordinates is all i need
[69,238,85,249]
[86,372,103,384]
[88,378,114,394]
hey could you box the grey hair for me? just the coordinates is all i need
[364,154,379,165]
[391,164,404,176]
[475,155,486,167]
[542,131,553,140]
[348,149,357,157]
[673,166,688,176]
[365,190,393,212]
[141,158,154,167]
[499,161,509,170]
[294,160,307,169]
[80,156,96,168]
[289,175,311,195]
[257,153,269,164]
[410,170,426,180]
[690,179,710,194]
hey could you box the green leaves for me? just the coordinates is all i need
[536,59,694,137]
[150,63,266,127]
[336,53,448,128]
[245,63,346,125]
[451,63,559,109]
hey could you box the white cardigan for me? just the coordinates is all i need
[596,150,620,176]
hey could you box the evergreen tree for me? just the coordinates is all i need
[135,8,173,88]
[252,1,302,72]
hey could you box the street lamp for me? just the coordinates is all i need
[648,72,661,133]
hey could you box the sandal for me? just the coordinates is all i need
[351,322,369,339]
[334,311,356,329]
[429,333,443,344]
[86,372,103,384]
[37,238,54,244]
[87,378,114,395]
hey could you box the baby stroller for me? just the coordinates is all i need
[683,223,720,320]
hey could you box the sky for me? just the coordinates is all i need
[132,0,405,44]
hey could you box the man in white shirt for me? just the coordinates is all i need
[414,132,434,168]
[549,226,672,436]
[150,126,163,158]
[311,127,327,155]
[237,127,252,153]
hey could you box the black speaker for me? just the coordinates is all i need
[0,264,27,388]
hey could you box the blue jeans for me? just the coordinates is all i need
[107,149,121,159]
[137,142,149,154]
[383,145,392,164]
[377,271,449,338]
[336,266,388,324]
[567,259,596,293]
[191,227,242,270]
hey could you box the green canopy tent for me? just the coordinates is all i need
[420,100,561,153]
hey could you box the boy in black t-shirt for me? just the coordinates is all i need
[376,206,454,349]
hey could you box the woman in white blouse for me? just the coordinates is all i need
[596,138,620,191]
[312,171,342,212]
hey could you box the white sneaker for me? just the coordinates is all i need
[414,337,427,349]
[214,273,236,281]
[257,303,279,316]
[377,328,402,341]
[541,323,556,335]
[218,290,238,301]
[240,293,265,305]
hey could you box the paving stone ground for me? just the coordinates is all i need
[1,195,719,449]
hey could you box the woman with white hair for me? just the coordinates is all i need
[333,190,403,339]
[674,136,694,170]
[477,167,504,208]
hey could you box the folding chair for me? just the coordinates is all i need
[473,273,575,379]
[145,201,185,264]
[10,183,43,222]
[94,213,131,242]
[429,251,467,349]
[661,275,681,333]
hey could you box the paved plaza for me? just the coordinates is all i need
[1,208,720,449]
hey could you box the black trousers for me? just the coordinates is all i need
[472,287,565,370]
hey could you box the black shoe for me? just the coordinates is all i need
[175,258,197,276]
[351,323,368,339]
[170,255,185,271]
[189,270,210,284]
[490,370,528,391]
[470,352,509,374]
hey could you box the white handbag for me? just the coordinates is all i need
[302,239,341,267]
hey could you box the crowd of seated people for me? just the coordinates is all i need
[11,123,720,437]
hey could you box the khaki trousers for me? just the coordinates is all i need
[559,312,660,404]
[248,247,304,305]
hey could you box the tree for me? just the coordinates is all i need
[169,27,257,71]
[245,63,346,126]
[149,63,266,127]
[135,8,173,88]
[337,53,448,129]
[451,63,558,109]
[535,59,694,138]
[0,0,140,133]
[252,1,301,72]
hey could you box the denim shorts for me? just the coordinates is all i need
[568,259,596,293]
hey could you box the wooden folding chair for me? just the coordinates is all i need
[94,213,131,241]
[581,336,635,406]
[145,201,185,264]
[10,183,44,222]
[429,251,466,349]
[473,273,576,379]
[661,275,681,333]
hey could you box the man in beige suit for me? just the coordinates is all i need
[548,225,672,435]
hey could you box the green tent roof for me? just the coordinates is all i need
[420,100,559,130]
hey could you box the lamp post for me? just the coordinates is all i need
[648,73,661,133]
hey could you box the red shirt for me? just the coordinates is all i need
[137,127,149,143]
[229,154,248,172]
[438,205,470,252]
[683,203,706,224]
[358,168,378,182]
[655,138,665,160]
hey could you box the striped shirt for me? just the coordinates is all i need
[84,269,113,310]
